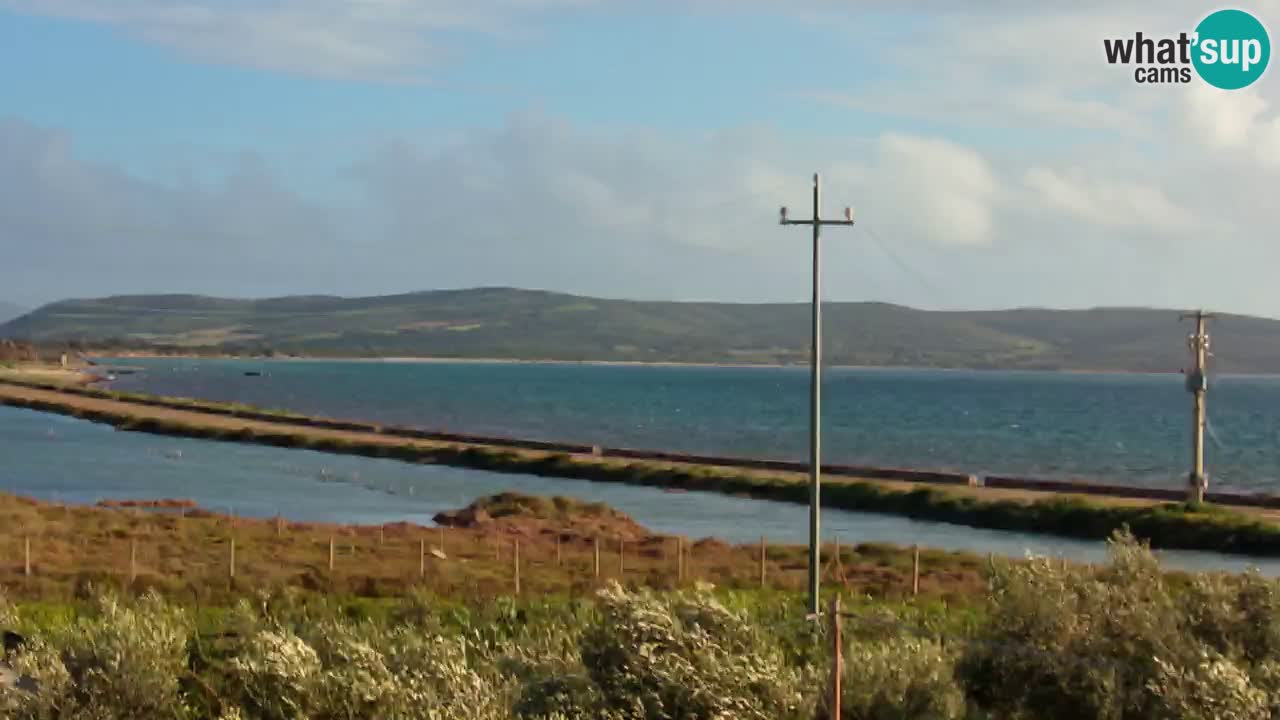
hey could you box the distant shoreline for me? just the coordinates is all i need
[89,351,1188,376]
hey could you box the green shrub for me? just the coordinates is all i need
[227,618,506,720]
[548,582,810,720]
[841,635,965,720]
[4,592,193,720]
[958,530,1280,719]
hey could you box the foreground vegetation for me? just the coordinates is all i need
[3,533,1280,719]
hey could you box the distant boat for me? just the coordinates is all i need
[243,371,263,377]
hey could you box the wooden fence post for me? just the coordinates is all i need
[912,544,920,596]
[276,515,284,538]
[830,595,842,719]
[379,525,384,546]
[229,537,236,579]
[129,538,137,584]
[419,538,426,579]
[328,536,335,573]
[618,538,625,576]
[438,527,445,555]
[593,537,601,579]
[24,536,31,577]
[514,539,521,595]
[555,535,561,566]
[759,535,766,588]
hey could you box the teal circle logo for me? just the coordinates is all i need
[1193,9,1270,89]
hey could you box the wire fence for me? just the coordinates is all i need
[0,503,982,602]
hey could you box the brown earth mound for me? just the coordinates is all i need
[433,492,653,541]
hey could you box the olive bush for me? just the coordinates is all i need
[0,591,190,720]
[228,620,507,720]
[1147,650,1269,720]
[958,531,1280,720]
[841,635,964,720]
[516,583,810,720]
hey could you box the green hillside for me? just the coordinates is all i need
[2,287,1276,372]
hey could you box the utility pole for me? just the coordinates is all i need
[1181,310,1214,504]
[780,173,854,616]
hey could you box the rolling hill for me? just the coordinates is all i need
[2,288,1277,373]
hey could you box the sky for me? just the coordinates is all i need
[2,1,1280,315]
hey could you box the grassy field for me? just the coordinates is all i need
[0,492,990,606]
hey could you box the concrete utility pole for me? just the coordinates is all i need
[1181,310,1215,504]
[780,173,854,616]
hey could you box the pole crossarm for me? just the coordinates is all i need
[776,173,857,617]
[781,219,855,227]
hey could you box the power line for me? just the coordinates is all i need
[859,224,947,304]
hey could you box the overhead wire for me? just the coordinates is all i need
[858,223,949,306]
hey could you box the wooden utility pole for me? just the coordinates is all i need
[780,174,855,616]
[1182,310,1215,504]
[829,595,843,719]
[759,536,767,588]
[912,544,920,596]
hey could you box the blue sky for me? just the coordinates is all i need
[2,1,1280,316]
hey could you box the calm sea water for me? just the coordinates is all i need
[102,358,1280,493]
[3,404,1276,573]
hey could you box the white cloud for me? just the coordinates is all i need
[0,0,596,80]
[876,133,999,247]
[1181,84,1269,150]
[9,2,1280,315]
[1024,167,1197,233]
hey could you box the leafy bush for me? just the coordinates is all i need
[2,591,191,720]
[228,618,506,720]
[958,530,1280,720]
[841,635,964,720]
[516,582,810,720]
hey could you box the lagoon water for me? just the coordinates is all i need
[103,358,1280,492]
[3,404,1278,574]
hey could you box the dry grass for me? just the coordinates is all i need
[0,492,988,605]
